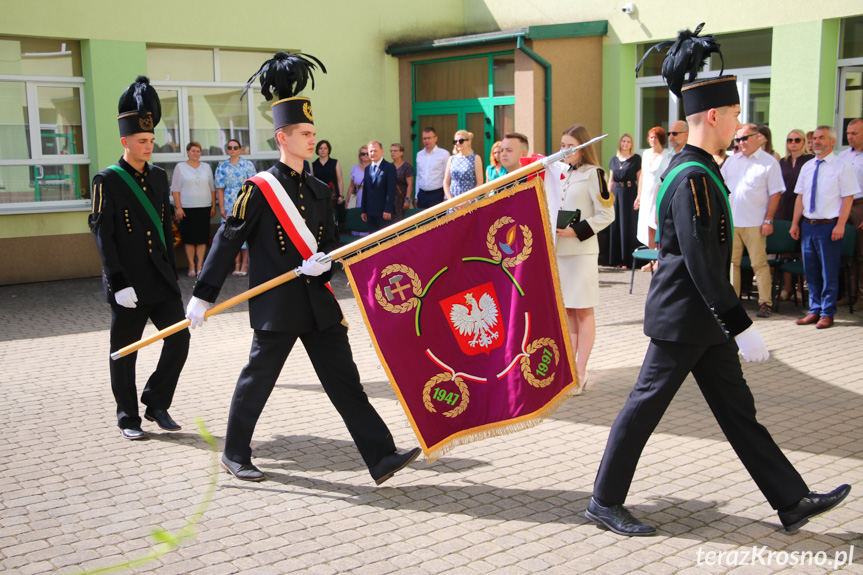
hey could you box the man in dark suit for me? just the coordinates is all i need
[90,76,189,440]
[185,52,420,484]
[361,140,397,232]
[586,24,850,537]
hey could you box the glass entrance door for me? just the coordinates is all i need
[415,104,491,168]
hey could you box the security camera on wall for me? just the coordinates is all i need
[621,3,635,14]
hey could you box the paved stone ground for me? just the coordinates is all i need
[1,267,862,574]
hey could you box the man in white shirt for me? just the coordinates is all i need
[667,120,689,155]
[790,125,860,328]
[721,123,785,317]
[414,128,450,209]
[654,120,690,195]
[837,117,863,307]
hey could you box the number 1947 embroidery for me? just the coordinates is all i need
[432,387,460,406]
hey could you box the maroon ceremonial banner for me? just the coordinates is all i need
[343,178,577,461]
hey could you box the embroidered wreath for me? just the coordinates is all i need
[520,338,560,388]
[422,373,470,418]
[374,264,423,313]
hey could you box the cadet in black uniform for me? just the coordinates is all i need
[186,52,420,484]
[90,76,190,440]
[586,24,850,536]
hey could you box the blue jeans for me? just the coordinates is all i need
[801,220,842,317]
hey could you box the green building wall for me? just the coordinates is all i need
[1,0,861,284]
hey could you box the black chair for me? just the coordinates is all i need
[760,220,798,311]
[340,207,368,245]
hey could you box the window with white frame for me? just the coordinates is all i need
[836,16,863,148]
[147,46,282,182]
[635,29,773,151]
[0,36,89,204]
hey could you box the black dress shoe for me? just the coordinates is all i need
[585,497,657,536]
[370,447,421,485]
[220,454,266,482]
[778,484,851,532]
[120,427,147,440]
[144,408,181,431]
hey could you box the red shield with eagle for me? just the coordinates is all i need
[439,281,505,356]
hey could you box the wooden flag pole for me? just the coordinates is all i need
[110,135,607,360]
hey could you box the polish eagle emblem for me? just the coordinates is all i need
[450,292,499,348]
[440,281,505,356]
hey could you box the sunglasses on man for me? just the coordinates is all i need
[668,131,687,136]
[733,134,755,143]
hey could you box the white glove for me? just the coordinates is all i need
[115,287,138,309]
[185,296,212,329]
[300,252,332,277]
[735,325,769,362]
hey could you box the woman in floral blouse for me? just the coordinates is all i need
[215,139,256,276]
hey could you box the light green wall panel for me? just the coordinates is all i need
[82,40,147,173]
[770,22,825,143]
[0,211,90,239]
[818,19,841,128]
[771,19,842,145]
[601,41,636,164]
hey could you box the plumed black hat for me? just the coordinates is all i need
[636,23,738,116]
[117,76,161,136]
[241,51,327,130]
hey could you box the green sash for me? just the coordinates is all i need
[107,164,167,250]
[654,160,734,244]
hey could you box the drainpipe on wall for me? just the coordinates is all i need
[516,37,552,154]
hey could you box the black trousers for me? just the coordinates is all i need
[416,188,444,209]
[593,338,809,510]
[109,297,190,428]
[223,323,396,470]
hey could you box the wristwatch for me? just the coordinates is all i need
[763,219,773,225]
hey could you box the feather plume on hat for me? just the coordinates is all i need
[241,52,327,102]
[117,75,161,125]
[635,23,724,97]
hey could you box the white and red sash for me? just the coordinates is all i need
[249,171,334,294]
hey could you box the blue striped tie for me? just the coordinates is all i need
[809,159,823,214]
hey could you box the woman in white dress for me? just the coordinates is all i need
[634,126,667,251]
[554,125,615,387]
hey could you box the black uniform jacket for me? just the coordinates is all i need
[644,144,752,345]
[193,162,340,334]
[89,158,180,305]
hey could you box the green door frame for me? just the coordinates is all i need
[411,51,516,162]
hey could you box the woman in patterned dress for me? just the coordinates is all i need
[389,142,414,220]
[215,139,256,275]
[443,129,483,201]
